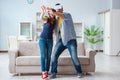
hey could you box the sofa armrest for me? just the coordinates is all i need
[8,49,18,73]
[85,49,96,72]
[86,48,96,57]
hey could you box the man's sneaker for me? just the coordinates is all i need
[77,73,82,78]
[48,73,56,79]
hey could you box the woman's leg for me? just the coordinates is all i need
[46,39,53,72]
[39,38,47,72]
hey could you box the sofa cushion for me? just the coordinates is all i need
[58,56,90,66]
[60,42,85,56]
[77,42,85,56]
[18,41,85,56]
[16,56,40,66]
[18,41,40,56]
[16,56,89,66]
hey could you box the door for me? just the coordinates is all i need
[104,11,111,55]
[110,10,120,55]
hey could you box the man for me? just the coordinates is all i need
[47,3,82,79]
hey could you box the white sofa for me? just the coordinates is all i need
[8,41,96,75]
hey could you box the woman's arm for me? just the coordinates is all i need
[40,6,48,22]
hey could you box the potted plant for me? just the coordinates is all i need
[84,25,103,49]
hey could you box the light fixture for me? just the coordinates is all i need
[27,0,34,4]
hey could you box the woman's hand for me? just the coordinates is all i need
[41,5,46,13]
[40,5,48,22]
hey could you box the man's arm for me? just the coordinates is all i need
[47,7,65,19]
[53,11,64,19]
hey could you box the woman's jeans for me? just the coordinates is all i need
[51,39,82,74]
[39,38,53,72]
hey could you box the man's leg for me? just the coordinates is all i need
[49,39,66,79]
[67,39,82,77]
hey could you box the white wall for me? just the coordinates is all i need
[112,0,120,9]
[46,0,111,26]
[0,0,40,50]
[0,0,111,50]
[0,5,1,49]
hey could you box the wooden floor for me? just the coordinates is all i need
[0,52,120,80]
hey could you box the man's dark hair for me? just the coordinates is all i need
[55,3,61,6]
[55,3,63,10]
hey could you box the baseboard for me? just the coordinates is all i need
[0,50,8,53]
[0,50,103,53]
[95,50,103,52]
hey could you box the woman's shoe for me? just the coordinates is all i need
[42,72,48,80]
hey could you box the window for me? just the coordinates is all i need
[74,22,84,42]
[19,22,32,40]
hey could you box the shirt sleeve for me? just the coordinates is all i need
[63,13,72,20]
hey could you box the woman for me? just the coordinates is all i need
[39,6,56,80]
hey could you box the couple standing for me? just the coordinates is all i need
[39,3,82,80]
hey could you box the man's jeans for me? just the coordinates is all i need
[51,39,82,74]
[39,38,53,72]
